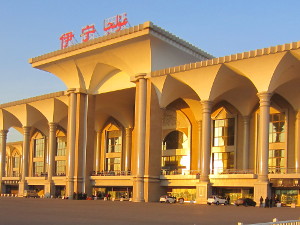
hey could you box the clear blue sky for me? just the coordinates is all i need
[1,0,300,103]
[1,0,300,141]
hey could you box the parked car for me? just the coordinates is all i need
[159,195,177,203]
[234,198,256,207]
[207,195,228,205]
[24,190,39,198]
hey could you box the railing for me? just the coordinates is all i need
[32,172,48,177]
[268,168,300,174]
[238,218,300,225]
[91,171,132,176]
[211,169,254,175]
[161,170,201,175]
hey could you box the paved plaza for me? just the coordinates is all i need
[0,197,300,225]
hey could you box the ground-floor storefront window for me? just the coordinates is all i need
[274,189,298,205]
[5,185,18,195]
[93,187,132,200]
[167,187,196,201]
[55,185,65,198]
[28,185,44,197]
[212,187,254,203]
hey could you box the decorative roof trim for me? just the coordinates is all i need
[29,21,213,64]
[151,41,300,77]
[0,91,65,108]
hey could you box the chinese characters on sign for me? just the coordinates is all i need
[104,13,128,35]
[80,24,96,42]
[60,32,75,49]
[59,13,129,49]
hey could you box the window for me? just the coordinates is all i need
[106,130,122,153]
[269,113,285,143]
[161,130,190,173]
[212,152,234,174]
[12,155,20,169]
[57,136,67,156]
[269,149,285,173]
[34,138,45,158]
[105,158,121,171]
[162,156,186,170]
[55,160,66,176]
[213,118,235,147]
[33,161,44,176]
[32,131,46,177]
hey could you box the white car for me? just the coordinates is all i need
[159,195,177,203]
[207,195,228,205]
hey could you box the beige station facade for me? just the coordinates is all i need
[1,21,300,205]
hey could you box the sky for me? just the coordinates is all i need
[1,0,300,141]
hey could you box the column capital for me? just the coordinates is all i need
[65,88,87,95]
[243,115,250,123]
[296,110,300,120]
[125,127,133,132]
[257,92,272,105]
[22,126,31,134]
[201,100,213,113]
[49,122,57,131]
[0,130,8,136]
[196,120,202,127]
[130,73,148,83]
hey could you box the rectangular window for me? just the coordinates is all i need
[213,118,235,147]
[106,131,122,153]
[33,161,44,176]
[161,155,188,170]
[34,138,45,158]
[105,158,121,171]
[12,156,20,169]
[57,136,67,156]
[212,152,234,173]
[269,113,285,143]
[55,160,66,176]
[268,149,285,173]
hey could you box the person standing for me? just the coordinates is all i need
[265,197,269,208]
[226,195,230,205]
[260,196,264,207]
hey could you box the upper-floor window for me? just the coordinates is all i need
[34,135,45,158]
[163,130,186,150]
[269,113,285,143]
[56,130,67,156]
[213,118,235,147]
[106,130,122,153]
[12,154,20,169]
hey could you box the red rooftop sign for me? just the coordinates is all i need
[59,13,129,49]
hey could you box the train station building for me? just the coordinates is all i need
[1,21,300,205]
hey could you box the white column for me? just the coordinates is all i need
[133,73,147,202]
[67,90,77,198]
[21,126,31,181]
[257,92,272,182]
[48,122,57,181]
[0,130,8,193]
[200,100,212,182]
[197,121,202,172]
[242,116,250,170]
[295,111,300,173]
[124,127,132,172]
[95,131,101,174]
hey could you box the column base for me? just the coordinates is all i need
[18,181,28,197]
[254,181,270,205]
[132,177,145,202]
[0,182,6,194]
[195,181,212,204]
[44,181,55,198]
[66,178,74,199]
